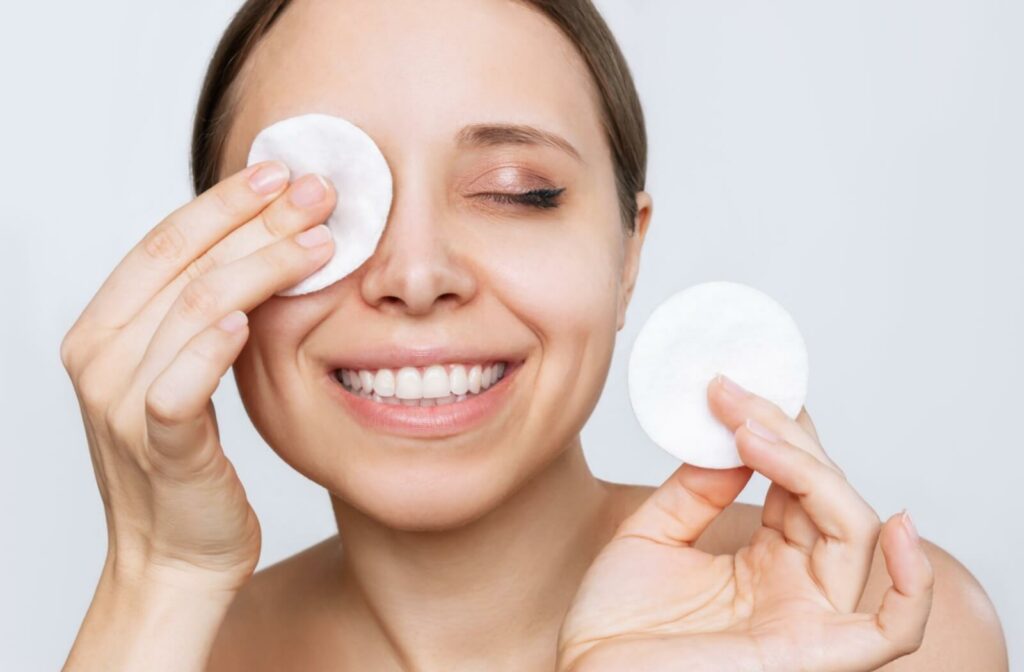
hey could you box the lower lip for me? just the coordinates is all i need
[324,362,521,438]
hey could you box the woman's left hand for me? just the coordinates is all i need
[556,375,934,672]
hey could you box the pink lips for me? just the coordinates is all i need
[324,361,521,438]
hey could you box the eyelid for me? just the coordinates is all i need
[471,164,556,192]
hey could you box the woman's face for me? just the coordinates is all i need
[219,0,651,530]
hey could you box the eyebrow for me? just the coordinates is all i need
[455,123,583,163]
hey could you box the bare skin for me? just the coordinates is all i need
[60,1,1007,670]
[208,493,1007,671]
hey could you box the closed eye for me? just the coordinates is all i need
[481,187,566,209]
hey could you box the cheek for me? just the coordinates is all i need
[478,217,621,334]
[232,294,336,430]
[476,212,622,447]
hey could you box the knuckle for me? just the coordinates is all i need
[210,182,243,217]
[102,396,132,436]
[257,210,288,239]
[183,250,216,282]
[178,279,220,321]
[185,338,223,370]
[898,629,926,656]
[143,220,188,263]
[60,322,105,375]
[144,384,187,427]
[76,364,111,413]
[260,242,297,276]
[59,329,82,372]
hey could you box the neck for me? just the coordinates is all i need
[327,436,615,671]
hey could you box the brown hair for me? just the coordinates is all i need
[190,0,647,233]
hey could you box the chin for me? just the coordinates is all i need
[323,447,529,532]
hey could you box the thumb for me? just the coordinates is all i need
[612,463,753,546]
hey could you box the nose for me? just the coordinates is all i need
[358,180,477,316]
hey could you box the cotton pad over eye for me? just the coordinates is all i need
[247,113,393,296]
[627,281,809,469]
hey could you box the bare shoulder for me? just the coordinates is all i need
[205,536,341,672]
[605,483,1009,671]
[862,537,1008,671]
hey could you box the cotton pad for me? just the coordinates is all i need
[627,281,809,469]
[247,113,393,296]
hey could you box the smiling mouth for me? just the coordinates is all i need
[332,361,512,407]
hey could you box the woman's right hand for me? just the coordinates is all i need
[59,162,336,593]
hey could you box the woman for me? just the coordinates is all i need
[61,0,1007,670]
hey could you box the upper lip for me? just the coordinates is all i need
[324,345,526,372]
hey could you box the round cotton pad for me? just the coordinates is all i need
[627,281,809,469]
[247,113,393,296]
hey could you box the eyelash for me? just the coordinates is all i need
[483,187,566,209]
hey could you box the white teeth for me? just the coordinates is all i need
[450,365,469,395]
[421,365,450,398]
[395,367,422,399]
[337,361,510,404]
[468,365,482,394]
[373,369,396,397]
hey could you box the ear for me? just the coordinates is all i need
[616,190,653,331]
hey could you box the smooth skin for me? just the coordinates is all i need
[61,1,1008,670]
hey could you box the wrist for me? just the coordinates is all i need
[63,557,241,672]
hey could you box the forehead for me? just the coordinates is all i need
[222,0,606,174]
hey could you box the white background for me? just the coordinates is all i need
[1,1,1020,668]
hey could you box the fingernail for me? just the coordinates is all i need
[745,418,778,443]
[289,174,328,208]
[248,161,289,195]
[295,224,332,248]
[217,310,248,333]
[901,509,919,543]
[718,373,750,399]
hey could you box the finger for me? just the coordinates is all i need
[796,406,820,442]
[80,161,291,329]
[612,463,753,547]
[763,472,821,555]
[795,405,846,477]
[144,310,249,477]
[132,173,337,336]
[134,222,335,388]
[737,420,880,611]
[708,376,843,474]
[850,511,934,669]
[778,487,822,554]
[761,481,787,530]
